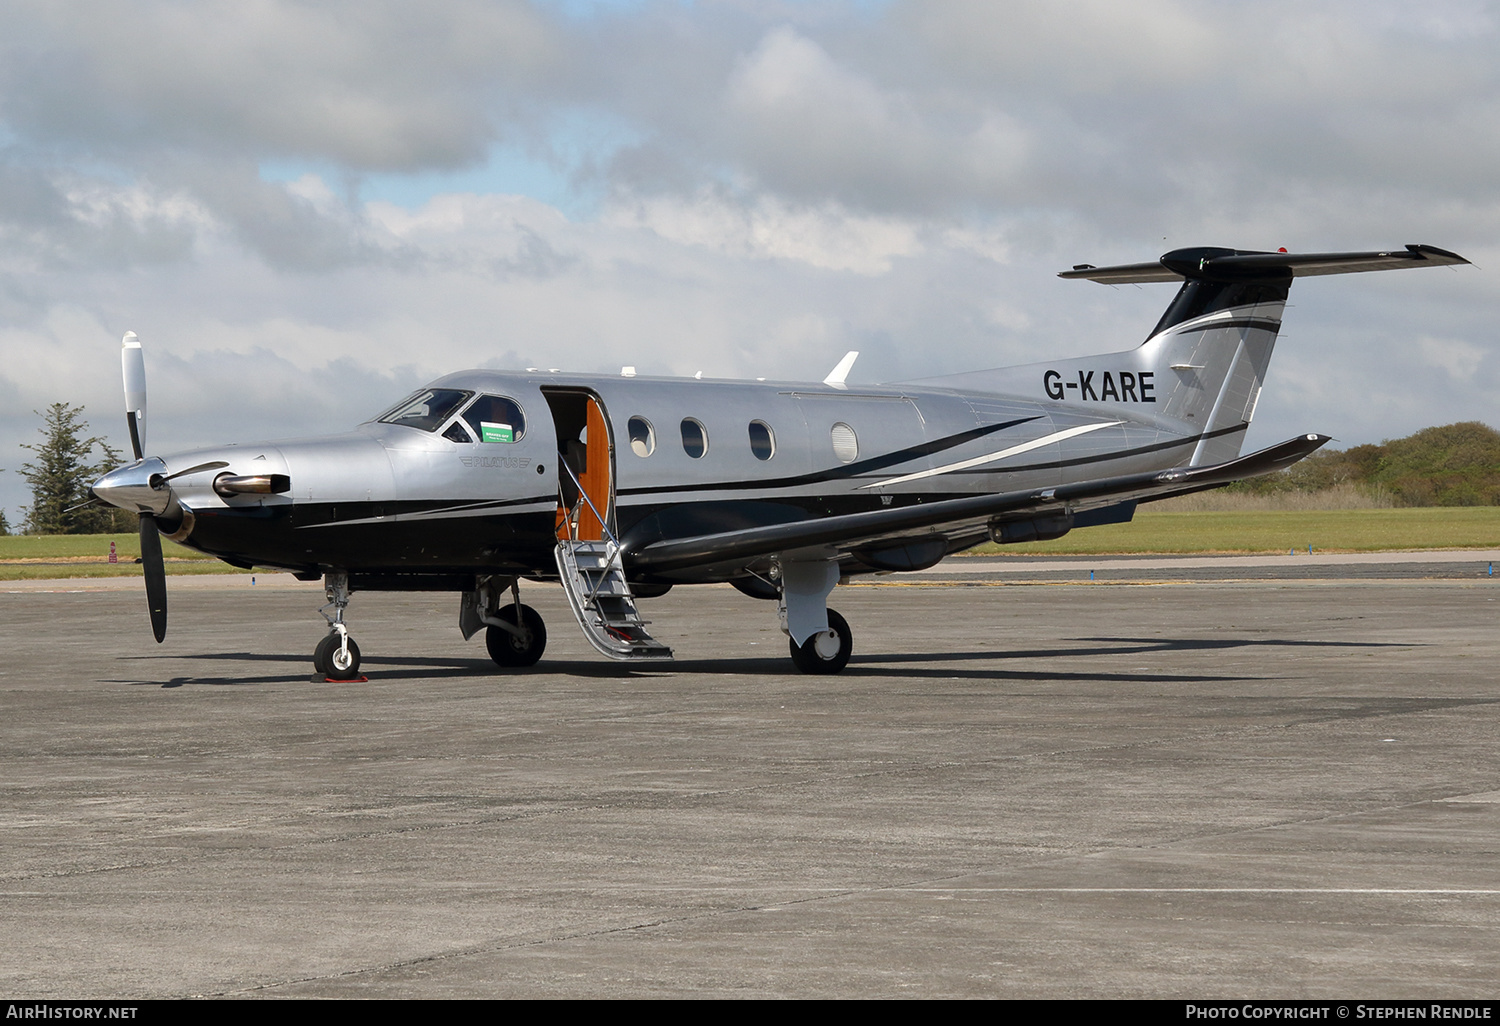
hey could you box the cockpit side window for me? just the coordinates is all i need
[377,389,474,432]
[461,395,527,443]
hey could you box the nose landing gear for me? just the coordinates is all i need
[315,572,363,680]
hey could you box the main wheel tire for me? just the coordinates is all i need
[486,604,547,668]
[788,609,852,674]
[315,633,362,679]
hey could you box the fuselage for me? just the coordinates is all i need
[145,365,1210,582]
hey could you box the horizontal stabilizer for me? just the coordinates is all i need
[626,433,1330,574]
[1061,244,1468,284]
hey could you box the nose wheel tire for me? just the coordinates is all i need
[789,609,852,674]
[486,604,547,668]
[314,632,362,680]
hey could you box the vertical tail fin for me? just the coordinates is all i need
[1133,254,1290,464]
[908,245,1465,466]
[1048,244,1467,464]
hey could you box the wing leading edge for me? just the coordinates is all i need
[626,433,1329,574]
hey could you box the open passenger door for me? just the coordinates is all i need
[541,389,671,661]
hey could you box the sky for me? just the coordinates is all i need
[1,0,1497,522]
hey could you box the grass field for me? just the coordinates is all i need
[3,507,1499,580]
[0,533,217,561]
[0,533,250,580]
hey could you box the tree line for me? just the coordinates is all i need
[1229,421,1500,506]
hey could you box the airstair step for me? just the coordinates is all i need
[555,540,673,662]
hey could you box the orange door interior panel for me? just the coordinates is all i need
[576,398,612,541]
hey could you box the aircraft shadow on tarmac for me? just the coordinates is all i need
[106,632,1418,688]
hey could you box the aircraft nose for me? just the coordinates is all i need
[92,458,171,515]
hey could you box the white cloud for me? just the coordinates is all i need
[608,190,923,274]
[0,0,557,169]
[2,0,1500,522]
[1419,335,1488,381]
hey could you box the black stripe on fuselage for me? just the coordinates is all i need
[292,491,557,528]
[615,416,1040,497]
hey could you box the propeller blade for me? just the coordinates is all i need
[122,332,147,462]
[163,460,229,482]
[139,513,167,643]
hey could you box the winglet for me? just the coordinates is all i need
[823,351,859,389]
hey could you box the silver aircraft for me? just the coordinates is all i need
[91,244,1468,678]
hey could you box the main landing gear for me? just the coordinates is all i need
[485,603,547,667]
[463,576,547,669]
[788,608,853,674]
[773,560,855,675]
[315,572,362,680]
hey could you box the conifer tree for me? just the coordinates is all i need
[18,404,129,534]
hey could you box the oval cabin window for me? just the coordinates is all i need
[748,420,775,461]
[628,416,655,457]
[681,418,708,459]
[830,422,858,463]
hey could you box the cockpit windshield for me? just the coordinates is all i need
[375,389,474,432]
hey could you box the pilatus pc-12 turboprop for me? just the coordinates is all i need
[91,244,1468,679]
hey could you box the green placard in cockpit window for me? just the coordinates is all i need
[480,422,514,443]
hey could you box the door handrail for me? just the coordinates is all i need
[556,458,624,610]
[558,457,619,549]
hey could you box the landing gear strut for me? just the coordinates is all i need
[315,572,362,680]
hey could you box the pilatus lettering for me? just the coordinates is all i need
[459,456,532,470]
